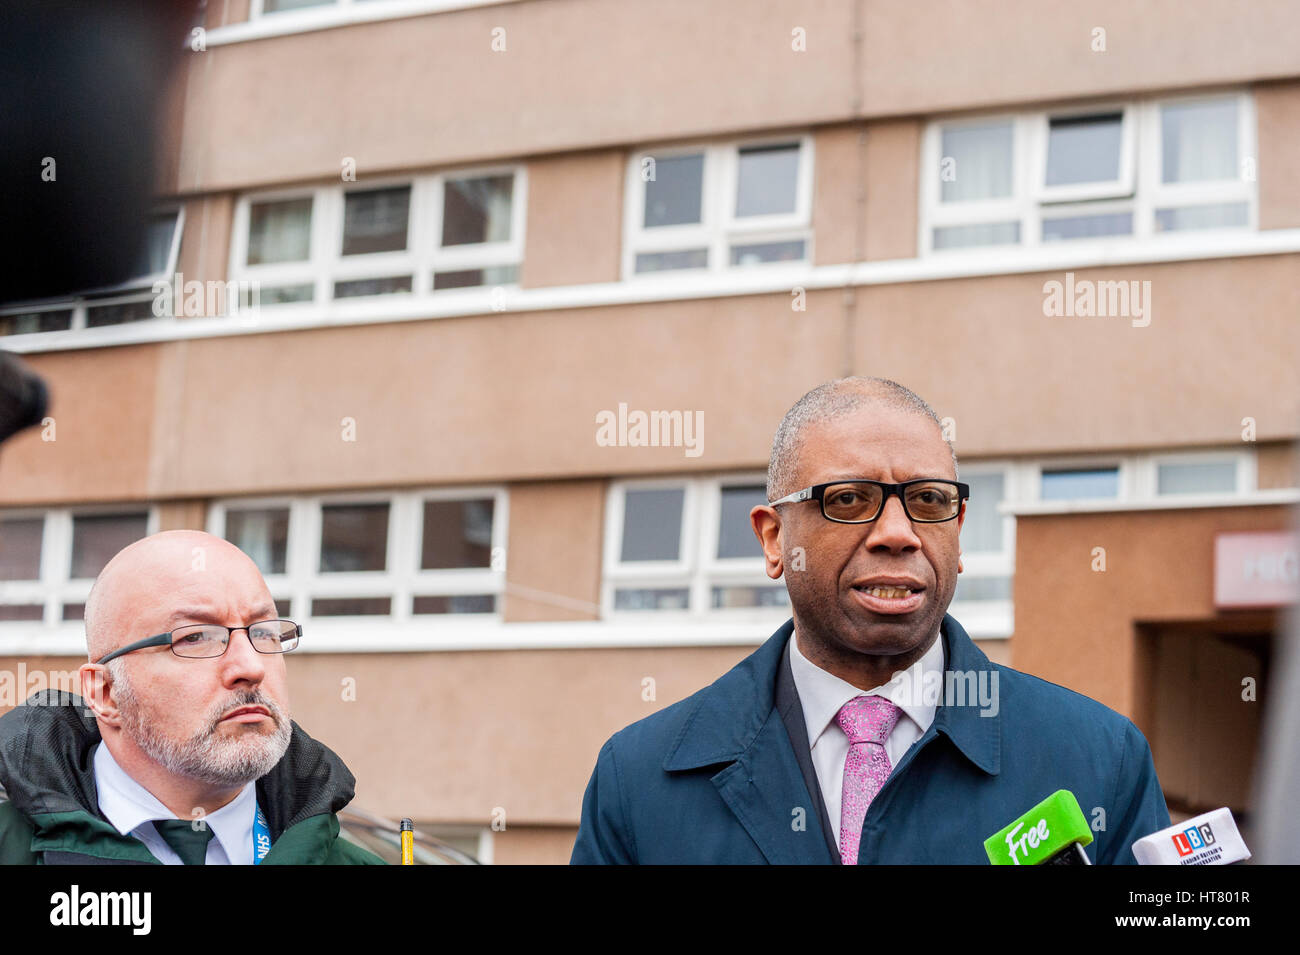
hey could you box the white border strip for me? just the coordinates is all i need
[1004,488,1300,516]
[0,608,1021,658]
[7,228,1300,355]
[205,0,519,47]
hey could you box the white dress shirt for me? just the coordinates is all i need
[788,629,945,843]
[93,743,257,865]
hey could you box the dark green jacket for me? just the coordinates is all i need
[0,690,384,865]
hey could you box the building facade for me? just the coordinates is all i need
[2,0,1298,863]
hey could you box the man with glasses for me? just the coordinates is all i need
[0,530,383,864]
[572,377,1168,864]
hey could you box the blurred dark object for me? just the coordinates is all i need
[0,0,199,303]
[1254,437,1300,863]
[0,352,49,446]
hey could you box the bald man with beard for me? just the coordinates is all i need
[0,530,383,865]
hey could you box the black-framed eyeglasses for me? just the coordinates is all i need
[768,479,970,524]
[95,619,302,665]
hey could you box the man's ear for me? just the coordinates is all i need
[750,505,785,580]
[956,498,967,573]
[79,662,121,728]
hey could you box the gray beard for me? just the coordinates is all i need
[110,664,291,788]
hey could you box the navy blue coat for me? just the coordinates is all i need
[571,614,1169,864]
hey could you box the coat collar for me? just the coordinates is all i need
[930,613,1002,776]
[663,613,1001,776]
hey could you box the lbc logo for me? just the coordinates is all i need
[1172,823,1216,857]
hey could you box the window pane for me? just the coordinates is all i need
[62,603,85,621]
[1154,202,1248,232]
[1040,467,1119,500]
[643,154,704,228]
[413,594,496,614]
[953,576,1012,602]
[258,284,315,305]
[614,587,690,610]
[248,197,312,265]
[421,499,494,570]
[264,0,333,11]
[711,585,789,609]
[0,518,43,580]
[0,310,73,335]
[342,186,410,255]
[717,485,765,559]
[1045,113,1122,187]
[1157,461,1237,495]
[1041,212,1132,242]
[0,604,44,621]
[736,144,799,217]
[225,508,290,575]
[442,176,513,246]
[620,488,684,562]
[1162,99,1238,183]
[332,276,412,298]
[932,221,1019,250]
[135,213,178,277]
[634,249,708,273]
[311,597,391,616]
[433,265,518,290]
[960,473,1005,553]
[70,514,148,579]
[85,299,155,327]
[729,239,806,266]
[940,122,1013,202]
[319,503,389,572]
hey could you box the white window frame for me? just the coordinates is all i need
[209,487,508,628]
[602,476,697,607]
[219,2,515,46]
[228,165,526,310]
[0,207,184,335]
[1032,103,1136,205]
[1143,448,1255,498]
[0,505,160,631]
[1034,456,1132,502]
[921,89,1257,256]
[622,135,814,279]
[1145,90,1258,234]
[408,486,508,616]
[251,0,339,15]
[949,462,1021,639]
[603,474,788,619]
[922,113,1032,250]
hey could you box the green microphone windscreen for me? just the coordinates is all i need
[984,790,1093,865]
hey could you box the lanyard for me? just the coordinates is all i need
[253,803,271,864]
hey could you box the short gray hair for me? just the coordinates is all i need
[766,377,958,500]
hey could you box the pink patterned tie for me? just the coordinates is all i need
[836,695,901,865]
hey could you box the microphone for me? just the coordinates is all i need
[1131,808,1251,865]
[0,352,49,445]
[984,790,1093,865]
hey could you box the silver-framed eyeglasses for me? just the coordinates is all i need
[768,479,970,524]
[95,619,302,664]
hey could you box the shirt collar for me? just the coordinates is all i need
[789,628,946,749]
[93,742,256,861]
